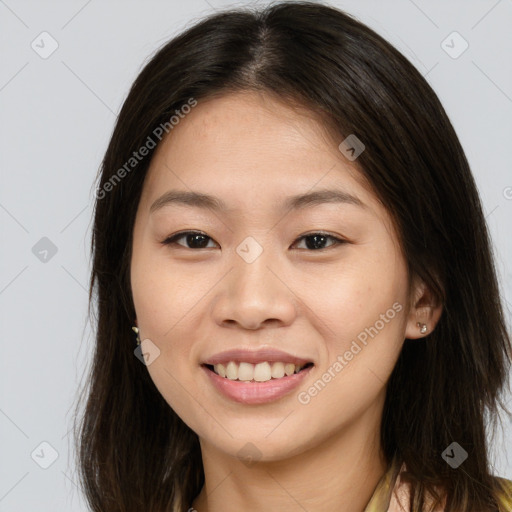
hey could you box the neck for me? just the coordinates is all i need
[191,403,388,512]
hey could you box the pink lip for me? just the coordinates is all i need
[201,364,313,405]
[202,348,312,366]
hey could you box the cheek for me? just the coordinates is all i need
[299,249,407,371]
[131,242,200,337]
[295,279,405,428]
[132,274,196,362]
[131,258,204,424]
[300,260,395,334]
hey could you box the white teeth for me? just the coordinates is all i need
[271,362,285,379]
[212,361,308,382]
[226,361,238,380]
[284,363,295,376]
[254,362,271,382]
[216,363,226,378]
[238,362,254,381]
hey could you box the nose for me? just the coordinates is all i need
[211,243,297,330]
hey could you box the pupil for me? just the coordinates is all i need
[188,233,209,248]
[306,234,326,250]
[185,234,328,249]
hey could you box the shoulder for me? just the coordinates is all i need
[388,470,512,512]
[493,476,512,511]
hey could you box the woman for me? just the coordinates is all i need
[75,1,512,511]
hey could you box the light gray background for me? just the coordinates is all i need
[1,0,511,510]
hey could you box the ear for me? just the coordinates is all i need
[404,274,443,340]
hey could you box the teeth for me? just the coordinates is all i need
[216,363,226,378]
[226,361,238,380]
[212,361,307,382]
[238,362,254,381]
[284,363,295,376]
[271,362,285,379]
[254,362,271,382]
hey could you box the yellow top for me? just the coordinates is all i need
[364,457,512,511]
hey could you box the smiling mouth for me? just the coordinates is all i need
[203,361,314,383]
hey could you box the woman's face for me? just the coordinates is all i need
[131,91,427,462]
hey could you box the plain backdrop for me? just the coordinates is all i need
[1,0,511,510]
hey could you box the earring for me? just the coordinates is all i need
[132,326,141,346]
[417,322,428,334]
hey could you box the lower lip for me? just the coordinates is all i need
[201,364,313,405]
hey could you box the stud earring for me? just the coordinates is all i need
[417,322,428,334]
[132,326,141,346]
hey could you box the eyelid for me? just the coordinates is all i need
[160,230,347,250]
[161,230,218,247]
[292,231,346,249]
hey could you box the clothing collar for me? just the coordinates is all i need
[363,455,405,512]
[364,457,451,512]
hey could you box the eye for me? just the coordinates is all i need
[161,230,218,249]
[161,230,346,251]
[292,232,346,251]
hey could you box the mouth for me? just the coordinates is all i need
[202,361,315,383]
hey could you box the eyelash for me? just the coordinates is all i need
[160,230,347,251]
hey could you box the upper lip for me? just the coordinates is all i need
[202,348,313,366]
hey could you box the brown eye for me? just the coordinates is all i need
[161,231,218,249]
[161,230,346,251]
[292,233,346,250]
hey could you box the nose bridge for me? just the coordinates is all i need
[212,234,296,328]
[232,234,277,296]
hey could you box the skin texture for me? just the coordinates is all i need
[130,90,443,512]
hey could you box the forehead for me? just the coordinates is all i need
[140,91,377,216]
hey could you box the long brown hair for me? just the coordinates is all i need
[74,2,512,510]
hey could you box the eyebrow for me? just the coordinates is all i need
[149,188,367,214]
